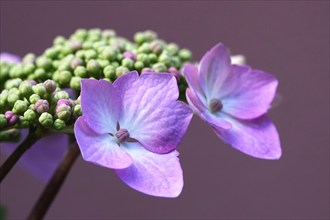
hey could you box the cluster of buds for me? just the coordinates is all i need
[1,29,192,99]
[0,79,81,140]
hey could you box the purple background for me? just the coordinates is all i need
[0,1,329,219]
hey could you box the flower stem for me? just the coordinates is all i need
[0,127,41,183]
[27,142,80,220]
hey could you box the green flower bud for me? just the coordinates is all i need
[53,119,66,130]
[32,84,47,98]
[45,47,60,59]
[111,61,120,68]
[122,58,134,69]
[34,68,47,79]
[152,63,167,72]
[39,112,53,127]
[22,53,36,64]
[0,114,7,129]
[13,100,28,115]
[70,77,81,90]
[7,93,20,106]
[137,54,149,65]
[23,63,36,75]
[116,53,123,62]
[74,66,87,78]
[148,54,158,64]
[76,96,81,104]
[54,91,69,100]
[102,65,115,79]
[87,60,101,78]
[60,46,72,56]
[84,50,97,60]
[9,64,25,78]
[76,50,85,60]
[58,70,72,86]
[72,29,88,41]
[137,43,151,54]
[134,61,144,71]
[23,109,37,122]
[166,43,179,55]
[36,57,52,70]
[74,104,82,116]
[98,59,110,68]
[29,94,41,104]
[150,41,164,55]
[44,79,57,93]
[18,81,33,97]
[53,36,66,45]
[17,116,29,128]
[115,66,130,78]
[134,32,145,44]
[179,49,192,61]
[101,47,118,61]
[102,29,116,39]
[0,129,20,142]
[5,78,22,89]
[69,40,83,52]
[58,61,71,71]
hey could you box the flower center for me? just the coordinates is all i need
[209,99,223,113]
[115,128,130,143]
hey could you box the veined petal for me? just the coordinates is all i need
[116,142,183,198]
[80,79,121,134]
[221,65,278,119]
[0,130,67,181]
[115,72,192,153]
[213,115,282,160]
[198,43,231,100]
[74,117,133,169]
[0,52,21,63]
[186,88,232,130]
[183,64,205,98]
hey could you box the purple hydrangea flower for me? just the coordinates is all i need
[184,43,281,159]
[74,71,193,197]
[1,52,69,181]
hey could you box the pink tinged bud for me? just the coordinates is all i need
[56,99,72,108]
[5,111,20,126]
[115,128,130,143]
[168,67,181,82]
[141,68,153,75]
[123,51,137,61]
[34,99,49,114]
[27,80,37,86]
[209,99,223,113]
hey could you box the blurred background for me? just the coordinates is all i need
[0,1,329,219]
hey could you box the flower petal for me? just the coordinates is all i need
[115,72,192,153]
[74,117,133,169]
[183,64,205,98]
[0,53,21,64]
[80,79,121,134]
[116,142,183,198]
[198,43,231,100]
[213,115,282,160]
[0,130,67,181]
[221,65,278,119]
[186,88,232,130]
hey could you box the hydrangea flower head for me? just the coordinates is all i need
[184,43,281,159]
[74,71,193,197]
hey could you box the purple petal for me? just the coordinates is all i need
[114,71,192,154]
[116,142,183,198]
[74,117,133,169]
[0,129,67,181]
[198,43,231,99]
[213,115,282,160]
[80,79,121,134]
[220,65,278,119]
[183,64,205,99]
[186,88,232,130]
[0,52,21,64]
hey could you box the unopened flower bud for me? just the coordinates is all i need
[39,112,53,127]
[123,51,137,61]
[70,57,84,70]
[53,119,66,130]
[74,104,82,116]
[152,63,167,72]
[23,109,37,122]
[179,49,192,61]
[0,114,7,129]
[0,128,20,142]
[34,99,49,114]
[70,77,81,90]
[76,96,81,105]
[69,40,83,51]
[148,54,158,64]
[166,43,179,55]
[44,79,57,93]
[115,66,129,78]
[121,58,134,69]
[57,99,72,108]
[19,81,33,97]
[137,54,149,65]
[134,61,144,71]
[55,104,72,121]
[74,66,87,78]
[58,70,72,86]
[101,47,118,61]
[54,91,70,100]
[34,68,47,79]
[22,53,36,64]
[33,84,47,98]
[103,65,116,79]
[29,94,41,104]
[5,111,19,126]
[7,93,20,106]
[150,41,164,54]
[87,60,101,78]
[36,57,52,70]
[141,68,153,75]
[13,100,28,115]
[18,116,29,128]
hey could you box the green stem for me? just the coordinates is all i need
[0,127,42,183]
[27,142,80,220]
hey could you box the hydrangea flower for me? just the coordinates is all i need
[74,71,193,197]
[184,43,281,159]
[0,52,68,181]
